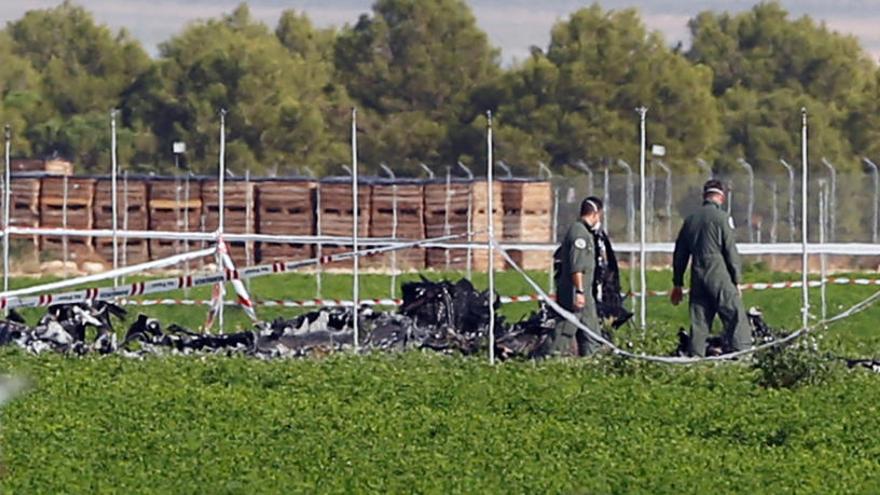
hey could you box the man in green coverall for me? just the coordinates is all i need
[552,196,603,357]
[670,179,752,356]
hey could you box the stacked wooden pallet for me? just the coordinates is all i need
[39,176,96,259]
[256,179,316,264]
[147,178,202,260]
[317,179,371,269]
[93,177,150,265]
[502,180,553,270]
[202,179,255,266]
[424,179,470,270]
[7,176,41,256]
[424,179,502,271]
[368,180,425,270]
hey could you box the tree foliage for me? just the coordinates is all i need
[0,0,876,179]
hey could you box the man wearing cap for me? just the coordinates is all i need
[670,179,751,356]
[551,196,604,357]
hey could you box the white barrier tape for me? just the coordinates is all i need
[120,294,546,308]
[8,225,880,255]
[0,232,468,311]
[0,246,217,301]
[496,241,880,364]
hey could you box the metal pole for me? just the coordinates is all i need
[637,107,647,329]
[574,160,594,197]
[443,164,451,271]
[487,110,495,365]
[801,108,809,328]
[314,177,323,298]
[863,158,879,243]
[122,170,129,284]
[183,171,190,296]
[779,159,796,242]
[616,159,635,314]
[737,158,755,243]
[457,161,474,281]
[820,158,837,242]
[603,164,610,227]
[418,163,435,179]
[218,108,226,332]
[770,181,778,265]
[696,158,712,179]
[380,163,397,299]
[351,107,359,350]
[110,110,119,287]
[62,175,69,277]
[245,168,253,286]
[3,125,10,295]
[819,179,827,322]
[654,159,672,241]
[496,160,512,178]
[539,162,556,292]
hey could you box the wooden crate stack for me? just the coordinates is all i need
[39,176,95,260]
[7,176,41,254]
[368,179,425,270]
[424,179,502,271]
[148,178,202,260]
[501,180,553,270]
[93,177,150,265]
[202,179,255,266]
[317,179,372,269]
[256,179,316,263]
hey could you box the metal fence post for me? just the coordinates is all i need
[456,161,474,281]
[62,175,69,277]
[737,158,755,243]
[820,157,837,242]
[779,159,796,242]
[862,157,879,243]
[380,163,398,299]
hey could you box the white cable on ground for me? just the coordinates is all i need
[497,242,880,365]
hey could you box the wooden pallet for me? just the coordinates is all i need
[501,180,553,242]
[257,180,316,236]
[94,178,149,230]
[257,243,313,264]
[94,237,150,266]
[39,235,93,262]
[318,181,372,237]
[202,179,256,234]
[149,239,206,261]
[148,179,202,233]
[369,181,425,238]
[39,177,95,230]
[506,249,553,271]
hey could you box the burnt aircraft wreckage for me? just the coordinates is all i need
[0,277,791,361]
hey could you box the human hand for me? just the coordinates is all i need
[670,286,683,306]
[575,292,586,310]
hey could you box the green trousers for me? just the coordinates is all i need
[552,305,601,357]
[689,284,752,357]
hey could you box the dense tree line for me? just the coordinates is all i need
[0,0,877,178]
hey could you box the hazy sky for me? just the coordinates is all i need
[3,0,880,64]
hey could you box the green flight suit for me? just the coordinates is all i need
[672,200,752,356]
[552,220,601,357]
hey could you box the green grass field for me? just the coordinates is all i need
[2,265,880,493]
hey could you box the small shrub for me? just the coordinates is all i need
[752,335,832,389]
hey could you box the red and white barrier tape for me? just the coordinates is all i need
[0,232,467,311]
[117,277,880,309]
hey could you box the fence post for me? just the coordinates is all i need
[3,125,10,296]
[861,158,879,243]
[456,161,474,281]
[779,159,796,242]
[820,158,837,242]
[61,175,69,277]
[380,163,398,299]
[616,159,636,314]
[737,158,755,243]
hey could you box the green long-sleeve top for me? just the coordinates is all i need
[672,200,742,289]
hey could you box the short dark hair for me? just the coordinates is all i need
[703,179,725,197]
[580,196,603,215]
